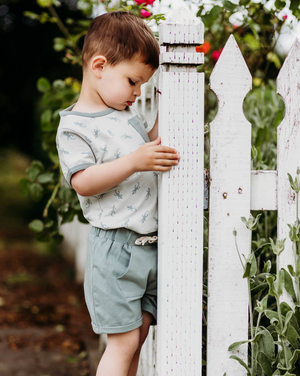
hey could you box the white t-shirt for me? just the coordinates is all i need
[56,104,158,234]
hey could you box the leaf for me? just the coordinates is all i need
[53,37,66,52]
[267,275,278,298]
[257,327,275,361]
[223,0,236,11]
[29,219,44,233]
[26,160,44,181]
[267,52,282,70]
[229,355,251,375]
[228,340,250,351]
[287,349,300,371]
[37,77,51,93]
[255,294,269,313]
[37,172,54,184]
[37,0,52,7]
[276,269,285,296]
[209,5,222,20]
[280,301,293,317]
[282,268,297,303]
[275,0,287,10]
[265,309,279,321]
[288,265,296,277]
[240,0,250,5]
[19,179,31,195]
[244,34,260,51]
[258,351,274,376]
[251,282,269,296]
[250,252,257,277]
[263,260,272,273]
[29,183,44,202]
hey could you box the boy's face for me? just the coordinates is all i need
[94,58,155,111]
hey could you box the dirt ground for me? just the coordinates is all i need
[0,232,100,376]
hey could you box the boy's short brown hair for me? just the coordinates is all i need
[82,11,159,71]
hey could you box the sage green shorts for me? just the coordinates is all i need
[84,227,157,334]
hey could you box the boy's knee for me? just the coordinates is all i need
[108,329,140,356]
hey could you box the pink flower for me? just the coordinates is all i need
[141,9,151,18]
[135,0,155,5]
[212,50,221,62]
[283,14,288,20]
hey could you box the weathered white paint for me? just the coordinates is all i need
[207,35,251,376]
[277,38,300,304]
[156,7,204,376]
[250,170,277,211]
[137,327,157,376]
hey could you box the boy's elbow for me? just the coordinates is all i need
[71,171,89,196]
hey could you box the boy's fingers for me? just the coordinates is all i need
[154,165,172,171]
[155,159,179,166]
[154,145,178,154]
[156,152,180,160]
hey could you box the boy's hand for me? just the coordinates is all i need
[132,137,180,172]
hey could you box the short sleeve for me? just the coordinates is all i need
[56,129,96,185]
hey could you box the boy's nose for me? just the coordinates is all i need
[134,87,141,97]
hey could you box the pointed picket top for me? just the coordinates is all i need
[164,6,201,25]
[277,38,300,109]
[210,35,252,109]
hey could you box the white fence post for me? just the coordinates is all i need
[157,7,204,375]
[277,39,300,305]
[207,35,252,375]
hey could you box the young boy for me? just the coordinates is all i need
[56,11,180,376]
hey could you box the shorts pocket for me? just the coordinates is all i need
[117,246,147,301]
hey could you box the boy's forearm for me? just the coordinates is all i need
[71,153,136,196]
[148,116,158,141]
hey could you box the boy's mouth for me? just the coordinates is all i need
[127,101,134,106]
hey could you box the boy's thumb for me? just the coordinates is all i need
[151,136,161,145]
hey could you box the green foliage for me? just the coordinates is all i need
[230,169,300,375]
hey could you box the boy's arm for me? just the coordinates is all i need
[71,136,179,197]
[147,115,158,141]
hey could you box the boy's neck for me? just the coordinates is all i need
[73,78,110,113]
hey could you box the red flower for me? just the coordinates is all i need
[196,41,211,54]
[141,9,151,18]
[283,14,288,20]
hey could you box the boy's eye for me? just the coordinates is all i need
[129,79,135,86]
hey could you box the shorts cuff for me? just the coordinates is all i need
[142,303,157,325]
[91,316,143,334]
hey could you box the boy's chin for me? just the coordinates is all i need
[112,104,128,111]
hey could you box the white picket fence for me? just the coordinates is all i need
[61,6,300,376]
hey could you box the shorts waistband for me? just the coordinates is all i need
[91,227,157,246]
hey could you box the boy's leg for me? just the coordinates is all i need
[96,328,140,376]
[127,311,153,376]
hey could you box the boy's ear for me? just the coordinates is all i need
[91,55,107,78]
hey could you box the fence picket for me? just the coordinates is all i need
[207,35,252,376]
[277,38,300,305]
[156,7,204,376]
